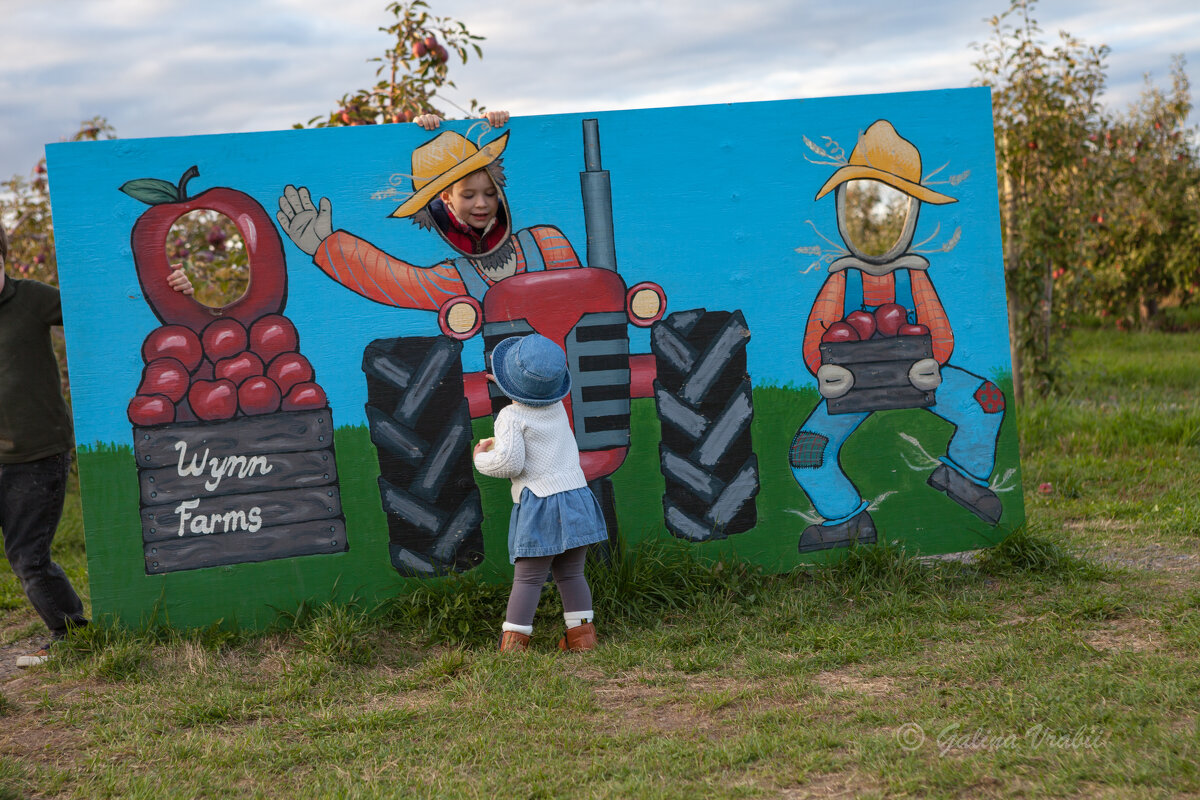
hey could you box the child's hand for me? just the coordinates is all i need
[473,437,494,456]
[414,114,443,131]
[167,266,194,296]
[482,110,510,128]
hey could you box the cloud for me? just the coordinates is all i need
[2,0,1197,182]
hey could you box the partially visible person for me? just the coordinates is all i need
[0,228,192,667]
[413,111,511,253]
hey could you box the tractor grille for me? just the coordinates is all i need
[566,312,630,450]
[480,313,630,451]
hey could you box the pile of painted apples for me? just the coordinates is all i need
[821,303,930,343]
[128,313,327,426]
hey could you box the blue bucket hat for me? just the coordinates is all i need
[490,334,571,407]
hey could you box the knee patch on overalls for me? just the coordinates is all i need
[789,430,828,469]
[974,381,1006,414]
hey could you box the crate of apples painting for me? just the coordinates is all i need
[818,302,937,415]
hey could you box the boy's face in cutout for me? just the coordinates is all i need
[441,170,501,231]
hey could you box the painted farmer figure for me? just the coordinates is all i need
[791,120,1006,552]
[275,116,588,321]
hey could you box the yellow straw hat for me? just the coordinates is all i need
[390,130,510,218]
[814,120,956,205]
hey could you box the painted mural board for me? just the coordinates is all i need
[47,88,1024,631]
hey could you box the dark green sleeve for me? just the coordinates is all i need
[28,280,63,326]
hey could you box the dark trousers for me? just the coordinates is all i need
[0,452,88,639]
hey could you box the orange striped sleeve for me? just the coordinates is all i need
[314,231,466,311]
[911,271,954,363]
[531,226,582,270]
[862,273,895,307]
[803,272,846,374]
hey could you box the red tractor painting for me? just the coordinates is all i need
[279,120,759,576]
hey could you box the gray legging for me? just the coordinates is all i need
[505,545,592,627]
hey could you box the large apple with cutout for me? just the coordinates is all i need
[121,166,287,330]
[123,167,327,427]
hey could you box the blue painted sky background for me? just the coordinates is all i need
[48,87,1007,447]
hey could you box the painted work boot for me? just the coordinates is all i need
[558,623,597,652]
[798,510,877,553]
[927,464,1002,525]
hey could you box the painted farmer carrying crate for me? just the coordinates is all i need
[123,169,346,573]
[816,285,940,415]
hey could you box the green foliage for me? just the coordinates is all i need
[974,0,1108,400]
[383,570,512,646]
[589,537,766,626]
[815,538,939,598]
[54,624,152,682]
[295,602,380,666]
[976,1,1200,396]
[975,525,1096,578]
[305,0,485,127]
[1086,57,1200,329]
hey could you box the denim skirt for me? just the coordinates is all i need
[507,486,608,563]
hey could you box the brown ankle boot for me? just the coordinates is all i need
[499,630,530,652]
[558,622,596,652]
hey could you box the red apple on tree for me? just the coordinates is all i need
[238,376,282,416]
[874,303,909,337]
[844,310,876,340]
[141,325,203,372]
[137,357,190,403]
[188,379,238,421]
[121,166,287,330]
[267,352,314,395]
[821,322,860,343]
[202,318,248,362]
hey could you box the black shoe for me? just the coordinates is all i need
[799,511,877,553]
[928,464,1002,525]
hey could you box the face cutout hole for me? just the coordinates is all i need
[434,169,510,255]
[166,211,248,308]
[840,180,913,258]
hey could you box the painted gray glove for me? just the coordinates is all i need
[277,185,332,256]
[817,364,854,399]
[909,358,942,391]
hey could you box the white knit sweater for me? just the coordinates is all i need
[472,401,587,502]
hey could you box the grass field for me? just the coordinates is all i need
[0,328,1197,799]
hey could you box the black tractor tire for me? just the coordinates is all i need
[362,335,483,577]
[587,475,620,564]
[651,309,758,541]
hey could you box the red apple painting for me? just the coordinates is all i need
[122,167,287,328]
[120,166,345,574]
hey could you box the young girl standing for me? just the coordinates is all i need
[472,334,609,652]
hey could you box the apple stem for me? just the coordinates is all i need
[177,166,200,201]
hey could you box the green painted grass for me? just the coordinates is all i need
[71,377,1023,631]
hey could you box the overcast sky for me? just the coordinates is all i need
[2,0,1198,182]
